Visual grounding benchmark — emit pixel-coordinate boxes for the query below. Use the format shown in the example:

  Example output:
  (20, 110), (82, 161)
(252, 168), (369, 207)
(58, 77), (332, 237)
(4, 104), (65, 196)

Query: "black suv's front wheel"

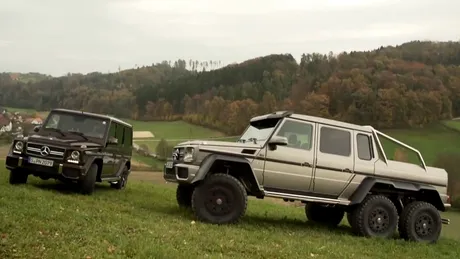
(9, 169), (28, 185)
(80, 163), (98, 195)
(191, 173), (247, 224)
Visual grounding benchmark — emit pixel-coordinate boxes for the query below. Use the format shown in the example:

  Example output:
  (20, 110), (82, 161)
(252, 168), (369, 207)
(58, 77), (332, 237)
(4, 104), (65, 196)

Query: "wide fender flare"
(349, 177), (445, 210)
(191, 153), (262, 192)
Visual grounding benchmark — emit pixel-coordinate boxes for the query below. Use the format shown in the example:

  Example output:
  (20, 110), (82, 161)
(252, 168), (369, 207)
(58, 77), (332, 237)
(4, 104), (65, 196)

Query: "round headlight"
(70, 150), (80, 160)
(14, 141), (24, 151)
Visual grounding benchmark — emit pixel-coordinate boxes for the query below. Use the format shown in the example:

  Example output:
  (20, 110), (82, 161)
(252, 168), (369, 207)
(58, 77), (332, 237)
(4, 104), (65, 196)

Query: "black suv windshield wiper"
(45, 127), (66, 137)
(66, 130), (89, 141)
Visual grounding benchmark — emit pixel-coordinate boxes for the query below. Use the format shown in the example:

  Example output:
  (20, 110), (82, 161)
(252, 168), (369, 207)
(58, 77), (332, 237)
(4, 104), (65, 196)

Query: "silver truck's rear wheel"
(305, 203), (344, 226)
(176, 184), (194, 208)
(352, 195), (398, 238)
(398, 201), (442, 243)
(191, 173), (247, 224)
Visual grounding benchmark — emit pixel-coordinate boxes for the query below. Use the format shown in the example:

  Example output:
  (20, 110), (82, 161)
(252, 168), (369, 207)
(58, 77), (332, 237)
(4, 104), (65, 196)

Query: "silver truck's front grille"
(26, 143), (66, 159)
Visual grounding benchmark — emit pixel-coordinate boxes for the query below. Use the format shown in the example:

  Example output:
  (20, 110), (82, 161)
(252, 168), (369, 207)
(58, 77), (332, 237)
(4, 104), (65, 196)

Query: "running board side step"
(442, 218), (450, 225)
(264, 191), (350, 205)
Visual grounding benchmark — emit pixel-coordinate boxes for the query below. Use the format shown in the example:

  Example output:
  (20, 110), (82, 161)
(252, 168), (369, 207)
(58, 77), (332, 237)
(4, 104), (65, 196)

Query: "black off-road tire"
(111, 166), (129, 190)
(176, 184), (194, 208)
(305, 203), (344, 227)
(191, 173), (248, 224)
(398, 201), (442, 243)
(351, 195), (398, 238)
(9, 169), (28, 185)
(80, 163), (98, 195)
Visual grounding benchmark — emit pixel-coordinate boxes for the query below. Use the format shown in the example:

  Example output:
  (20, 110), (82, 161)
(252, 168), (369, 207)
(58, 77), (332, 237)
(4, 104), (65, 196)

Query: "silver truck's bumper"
(163, 161), (199, 183)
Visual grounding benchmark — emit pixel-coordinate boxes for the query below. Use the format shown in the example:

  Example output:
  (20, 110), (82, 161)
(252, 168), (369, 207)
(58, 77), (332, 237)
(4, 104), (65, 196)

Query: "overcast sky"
(0, 0), (459, 76)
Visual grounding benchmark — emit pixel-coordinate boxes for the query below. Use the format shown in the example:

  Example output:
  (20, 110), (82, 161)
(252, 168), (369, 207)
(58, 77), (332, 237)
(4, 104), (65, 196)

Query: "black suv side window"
(124, 127), (132, 147)
(108, 121), (117, 139)
(115, 123), (124, 146)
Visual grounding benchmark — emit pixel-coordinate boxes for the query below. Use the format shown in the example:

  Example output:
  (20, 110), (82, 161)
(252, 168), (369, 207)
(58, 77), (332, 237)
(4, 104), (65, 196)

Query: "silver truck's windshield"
(238, 118), (280, 144)
(43, 112), (108, 139)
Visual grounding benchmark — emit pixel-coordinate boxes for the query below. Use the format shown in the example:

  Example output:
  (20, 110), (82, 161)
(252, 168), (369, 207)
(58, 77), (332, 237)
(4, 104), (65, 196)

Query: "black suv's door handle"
(301, 162), (311, 167)
(342, 168), (352, 173)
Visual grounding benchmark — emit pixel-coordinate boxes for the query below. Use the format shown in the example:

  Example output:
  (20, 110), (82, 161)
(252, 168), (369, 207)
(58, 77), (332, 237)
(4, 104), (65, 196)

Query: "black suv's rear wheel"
(398, 201), (442, 243)
(111, 166), (129, 190)
(191, 173), (247, 224)
(80, 163), (98, 195)
(176, 184), (194, 208)
(9, 169), (28, 185)
(352, 195), (398, 238)
(305, 203), (344, 226)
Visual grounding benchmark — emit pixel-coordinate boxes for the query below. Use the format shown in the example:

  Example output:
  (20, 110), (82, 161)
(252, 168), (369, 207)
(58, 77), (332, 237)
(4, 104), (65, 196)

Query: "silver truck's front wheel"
(191, 173), (248, 224)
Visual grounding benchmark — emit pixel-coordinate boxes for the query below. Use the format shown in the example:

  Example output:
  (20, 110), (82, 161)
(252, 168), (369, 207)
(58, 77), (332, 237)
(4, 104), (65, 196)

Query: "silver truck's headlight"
(183, 147), (195, 162)
(14, 141), (24, 153)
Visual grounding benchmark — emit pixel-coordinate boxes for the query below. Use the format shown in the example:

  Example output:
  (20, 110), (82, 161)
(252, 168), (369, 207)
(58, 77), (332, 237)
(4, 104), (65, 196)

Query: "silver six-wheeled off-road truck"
(163, 111), (451, 243)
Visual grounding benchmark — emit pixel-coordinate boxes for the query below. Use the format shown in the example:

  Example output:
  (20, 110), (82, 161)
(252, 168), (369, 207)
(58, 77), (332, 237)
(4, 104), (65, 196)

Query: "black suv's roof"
(51, 108), (132, 128)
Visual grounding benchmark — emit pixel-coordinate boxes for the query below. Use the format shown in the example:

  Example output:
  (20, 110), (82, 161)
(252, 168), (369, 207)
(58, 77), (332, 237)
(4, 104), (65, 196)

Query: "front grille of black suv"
(26, 143), (66, 159)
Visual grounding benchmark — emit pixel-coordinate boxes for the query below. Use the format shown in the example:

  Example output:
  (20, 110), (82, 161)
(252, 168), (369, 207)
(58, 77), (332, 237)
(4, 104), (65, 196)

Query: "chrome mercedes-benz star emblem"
(40, 146), (51, 156)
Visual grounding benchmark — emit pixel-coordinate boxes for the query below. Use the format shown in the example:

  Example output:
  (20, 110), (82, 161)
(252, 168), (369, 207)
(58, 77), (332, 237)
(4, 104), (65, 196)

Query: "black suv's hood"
(26, 134), (103, 148)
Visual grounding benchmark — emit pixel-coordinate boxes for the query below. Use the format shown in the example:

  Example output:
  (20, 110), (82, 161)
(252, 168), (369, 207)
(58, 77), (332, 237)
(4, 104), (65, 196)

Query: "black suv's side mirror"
(33, 125), (41, 133)
(107, 137), (118, 145)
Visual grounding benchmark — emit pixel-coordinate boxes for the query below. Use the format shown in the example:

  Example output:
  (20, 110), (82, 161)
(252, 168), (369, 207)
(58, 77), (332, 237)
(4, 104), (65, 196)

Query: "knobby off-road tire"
(351, 195), (398, 238)
(306, 203), (344, 227)
(176, 184), (194, 208)
(398, 201), (442, 243)
(9, 169), (28, 185)
(80, 163), (98, 195)
(111, 166), (129, 190)
(191, 173), (248, 224)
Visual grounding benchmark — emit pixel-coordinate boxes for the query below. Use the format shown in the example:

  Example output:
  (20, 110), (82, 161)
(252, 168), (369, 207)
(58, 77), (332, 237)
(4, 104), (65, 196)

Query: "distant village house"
(0, 114), (12, 134)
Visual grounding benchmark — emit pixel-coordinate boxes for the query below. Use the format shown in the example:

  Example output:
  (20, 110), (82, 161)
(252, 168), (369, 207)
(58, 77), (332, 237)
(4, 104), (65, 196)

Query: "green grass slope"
(0, 167), (459, 259)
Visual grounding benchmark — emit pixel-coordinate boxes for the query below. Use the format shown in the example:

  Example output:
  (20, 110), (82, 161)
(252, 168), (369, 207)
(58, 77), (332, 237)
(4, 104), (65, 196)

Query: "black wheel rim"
(368, 207), (390, 233)
(204, 185), (234, 216)
(415, 213), (434, 238)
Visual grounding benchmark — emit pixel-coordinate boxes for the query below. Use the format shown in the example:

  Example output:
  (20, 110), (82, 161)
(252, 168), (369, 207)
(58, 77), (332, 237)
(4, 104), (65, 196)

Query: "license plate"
(165, 161), (173, 169)
(29, 157), (54, 167)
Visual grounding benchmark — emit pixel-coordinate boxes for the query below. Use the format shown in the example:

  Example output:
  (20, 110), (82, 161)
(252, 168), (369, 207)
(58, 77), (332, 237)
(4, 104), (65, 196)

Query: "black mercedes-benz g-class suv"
(5, 108), (133, 195)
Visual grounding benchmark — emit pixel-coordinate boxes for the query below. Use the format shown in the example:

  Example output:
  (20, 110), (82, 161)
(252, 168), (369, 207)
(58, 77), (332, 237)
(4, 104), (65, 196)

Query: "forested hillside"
(2, 40), (460, 135)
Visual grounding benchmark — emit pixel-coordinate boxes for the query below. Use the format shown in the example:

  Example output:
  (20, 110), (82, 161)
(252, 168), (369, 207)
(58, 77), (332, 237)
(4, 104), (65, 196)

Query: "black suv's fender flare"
(349, 177), (445, 211)
(191, 154), (263, 195)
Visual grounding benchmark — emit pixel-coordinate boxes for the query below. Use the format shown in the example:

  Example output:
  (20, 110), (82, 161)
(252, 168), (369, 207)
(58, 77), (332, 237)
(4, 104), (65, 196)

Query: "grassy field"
(0, 166), (459, 259)
(128, 120), (230, 152)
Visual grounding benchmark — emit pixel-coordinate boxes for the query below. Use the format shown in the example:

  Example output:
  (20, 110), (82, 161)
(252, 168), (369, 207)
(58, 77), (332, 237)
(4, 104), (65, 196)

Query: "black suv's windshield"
(42, 112), (108, 139)
(238, 118), (280, 144)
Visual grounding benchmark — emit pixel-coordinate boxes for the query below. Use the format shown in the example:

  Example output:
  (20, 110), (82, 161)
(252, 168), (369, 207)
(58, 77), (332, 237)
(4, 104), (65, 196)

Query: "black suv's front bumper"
(6, 153), (86, 180)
